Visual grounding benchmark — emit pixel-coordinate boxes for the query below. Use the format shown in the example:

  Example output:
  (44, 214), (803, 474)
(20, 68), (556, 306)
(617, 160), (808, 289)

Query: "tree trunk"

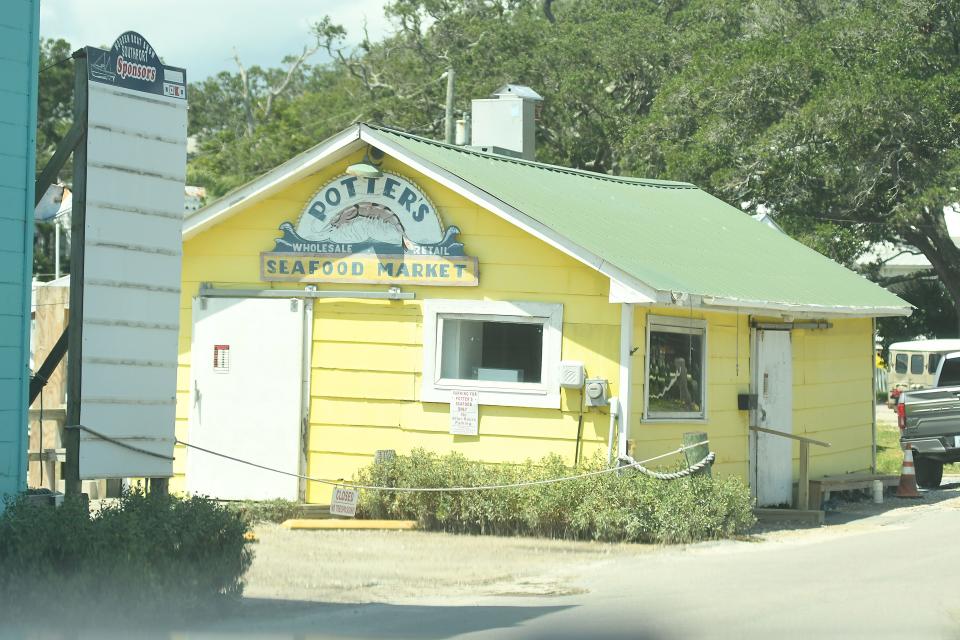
(903, 210), (960, 332)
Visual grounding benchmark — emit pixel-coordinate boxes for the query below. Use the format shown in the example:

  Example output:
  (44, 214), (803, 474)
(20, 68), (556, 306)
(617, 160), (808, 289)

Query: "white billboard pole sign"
(74, 32), (187, 480)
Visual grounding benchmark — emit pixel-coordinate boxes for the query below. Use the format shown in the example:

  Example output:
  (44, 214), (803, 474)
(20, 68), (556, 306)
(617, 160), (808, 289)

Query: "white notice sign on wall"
(330, 485), (359, 517)
(450, 390), (479, 436)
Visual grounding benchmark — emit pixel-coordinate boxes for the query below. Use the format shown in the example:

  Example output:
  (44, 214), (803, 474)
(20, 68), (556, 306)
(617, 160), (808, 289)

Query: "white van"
(887, 338), (960, 406)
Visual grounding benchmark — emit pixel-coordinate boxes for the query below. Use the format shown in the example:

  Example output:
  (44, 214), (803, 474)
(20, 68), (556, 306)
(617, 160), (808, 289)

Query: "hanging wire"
(39, 55), (74, 75)
(65, 424), (715, 492)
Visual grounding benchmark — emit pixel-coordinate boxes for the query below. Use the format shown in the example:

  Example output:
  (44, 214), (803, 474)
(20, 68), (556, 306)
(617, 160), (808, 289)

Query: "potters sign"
(261, 172), (478, 286)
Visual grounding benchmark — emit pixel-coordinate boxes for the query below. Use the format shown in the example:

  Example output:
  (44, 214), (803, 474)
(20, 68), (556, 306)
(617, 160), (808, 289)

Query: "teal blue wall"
(0, 0), (39, 501)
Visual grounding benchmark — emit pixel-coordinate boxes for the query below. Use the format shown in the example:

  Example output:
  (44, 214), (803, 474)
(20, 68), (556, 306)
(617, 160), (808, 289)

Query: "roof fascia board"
(361, 127), (660, 303)
(700, 295), (912, 318)
(609, 278), (656, 304)
(182, 126), (361, 240)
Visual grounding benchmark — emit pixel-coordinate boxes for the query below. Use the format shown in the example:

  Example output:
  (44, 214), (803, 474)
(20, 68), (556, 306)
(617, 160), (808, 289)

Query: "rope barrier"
(618, 452), (716, 480)
(67, 424), (714, 492)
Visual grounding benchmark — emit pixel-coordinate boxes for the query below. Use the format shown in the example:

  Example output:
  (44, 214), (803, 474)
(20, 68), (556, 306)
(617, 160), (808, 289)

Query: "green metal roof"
(370, 125), (909, 314)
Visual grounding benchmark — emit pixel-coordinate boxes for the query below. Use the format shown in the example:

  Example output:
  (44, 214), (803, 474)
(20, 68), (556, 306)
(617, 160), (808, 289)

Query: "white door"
(187, 297), (305, 500)
(750, 329), (793, 507)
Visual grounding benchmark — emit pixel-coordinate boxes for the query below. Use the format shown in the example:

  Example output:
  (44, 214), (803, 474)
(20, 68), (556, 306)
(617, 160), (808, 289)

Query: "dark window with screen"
(895, 353), (907, 374)
(938, 358), (960, 386)
(929, 353), (942, 375)
(911, 354), (924, 375)
(647, 328), (704, 415)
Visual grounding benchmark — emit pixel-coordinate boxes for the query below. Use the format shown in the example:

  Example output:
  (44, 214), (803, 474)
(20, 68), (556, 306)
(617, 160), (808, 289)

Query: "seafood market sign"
(261, 172), (478, 286)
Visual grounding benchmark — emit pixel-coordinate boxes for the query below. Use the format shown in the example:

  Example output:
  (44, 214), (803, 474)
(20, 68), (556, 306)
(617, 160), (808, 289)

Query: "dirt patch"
(243, 525), (647, 603)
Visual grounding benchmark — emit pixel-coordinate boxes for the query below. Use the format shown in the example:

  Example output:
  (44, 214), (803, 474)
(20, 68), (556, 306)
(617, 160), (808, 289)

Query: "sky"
(39, 0), (394, 81)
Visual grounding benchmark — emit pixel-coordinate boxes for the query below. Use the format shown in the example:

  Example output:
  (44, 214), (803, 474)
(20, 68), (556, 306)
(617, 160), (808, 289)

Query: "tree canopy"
(36, 1), (960, 341)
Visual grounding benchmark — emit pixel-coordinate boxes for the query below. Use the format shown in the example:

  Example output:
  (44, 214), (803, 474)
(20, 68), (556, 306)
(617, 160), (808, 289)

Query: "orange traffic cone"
(896, 445), (921, 498)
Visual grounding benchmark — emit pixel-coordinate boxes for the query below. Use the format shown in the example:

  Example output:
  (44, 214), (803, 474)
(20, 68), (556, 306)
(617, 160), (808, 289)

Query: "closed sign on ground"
(330, 485), (359, 517)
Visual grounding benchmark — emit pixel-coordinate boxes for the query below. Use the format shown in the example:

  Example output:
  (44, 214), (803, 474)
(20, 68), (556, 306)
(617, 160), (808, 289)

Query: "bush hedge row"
(225, 497), (302, 525)
(356, 449), (755, 543)
(0, 489), (252, 619)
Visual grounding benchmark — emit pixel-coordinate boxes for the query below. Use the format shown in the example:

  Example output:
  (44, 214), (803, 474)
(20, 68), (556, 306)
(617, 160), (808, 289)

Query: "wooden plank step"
(298, 504), (334, 519)
(817, 473), (899, 488)
(281, 519), (417, 531)
(802, 475), (898, 510)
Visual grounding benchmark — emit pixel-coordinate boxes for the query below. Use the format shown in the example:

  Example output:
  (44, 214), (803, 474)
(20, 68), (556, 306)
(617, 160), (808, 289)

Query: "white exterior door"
(187, 297), (305, 501)
(751, 329), (793, 507)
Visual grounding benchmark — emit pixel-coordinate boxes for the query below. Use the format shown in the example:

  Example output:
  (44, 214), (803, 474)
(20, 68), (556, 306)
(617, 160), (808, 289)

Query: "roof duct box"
(470, 84), (542, 161)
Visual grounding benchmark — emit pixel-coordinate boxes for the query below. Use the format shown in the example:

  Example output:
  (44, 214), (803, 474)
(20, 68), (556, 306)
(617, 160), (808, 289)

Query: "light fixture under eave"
(346, 149), (383, 178)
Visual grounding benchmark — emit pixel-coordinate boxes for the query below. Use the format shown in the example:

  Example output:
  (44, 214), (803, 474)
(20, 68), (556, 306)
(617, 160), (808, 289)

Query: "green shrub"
(355, 449), (755, 544)
(0, 489), (253, 620)
(225, 498), (302, 525)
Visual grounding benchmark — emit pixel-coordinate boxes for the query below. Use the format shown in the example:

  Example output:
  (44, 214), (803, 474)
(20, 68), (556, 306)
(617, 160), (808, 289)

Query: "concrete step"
(282, 518), (417, 531)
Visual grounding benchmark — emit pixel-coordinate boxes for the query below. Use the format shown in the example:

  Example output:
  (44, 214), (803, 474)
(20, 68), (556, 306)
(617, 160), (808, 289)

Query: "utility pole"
(64, 51), (88, 498)
(444, 68), (455, 144)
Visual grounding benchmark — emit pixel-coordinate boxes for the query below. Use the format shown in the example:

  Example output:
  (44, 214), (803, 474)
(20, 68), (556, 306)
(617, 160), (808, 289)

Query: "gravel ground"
(243, 525), (653, 603)
(244, 474), (960, 605)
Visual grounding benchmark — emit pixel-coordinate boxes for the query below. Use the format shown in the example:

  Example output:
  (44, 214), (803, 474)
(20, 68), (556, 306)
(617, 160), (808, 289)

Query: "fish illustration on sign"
(330, 203), (419, 251)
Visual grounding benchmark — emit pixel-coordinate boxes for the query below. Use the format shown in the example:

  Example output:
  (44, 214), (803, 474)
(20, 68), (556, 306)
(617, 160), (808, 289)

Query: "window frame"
(928, 353), (942, 375)
(910, 353), (924, 375)
(421, 299), (563, 409)
(894, 353), (907, 374)
(643, 315), (708, 423)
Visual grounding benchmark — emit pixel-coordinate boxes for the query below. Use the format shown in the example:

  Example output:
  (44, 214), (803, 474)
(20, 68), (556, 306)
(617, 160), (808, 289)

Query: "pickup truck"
(898, 351), (960, 488)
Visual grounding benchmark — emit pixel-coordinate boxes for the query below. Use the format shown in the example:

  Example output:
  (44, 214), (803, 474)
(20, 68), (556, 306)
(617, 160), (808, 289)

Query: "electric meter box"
(584, 378), (609, 407)
(558, 360), (585, 388)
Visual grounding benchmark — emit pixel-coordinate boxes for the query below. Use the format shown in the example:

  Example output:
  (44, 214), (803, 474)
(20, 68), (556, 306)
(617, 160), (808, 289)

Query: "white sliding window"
(421, 300), (563, 408)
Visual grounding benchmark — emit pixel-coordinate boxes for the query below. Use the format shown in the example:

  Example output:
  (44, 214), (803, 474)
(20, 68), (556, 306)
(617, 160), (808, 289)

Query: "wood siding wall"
(0, 0), (39, 499)
(629, 310), (873, 480)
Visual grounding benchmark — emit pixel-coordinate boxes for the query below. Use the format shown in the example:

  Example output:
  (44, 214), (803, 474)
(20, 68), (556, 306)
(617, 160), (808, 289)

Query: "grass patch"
(876, 422), (960, 475)
(355, 448), (755, 544)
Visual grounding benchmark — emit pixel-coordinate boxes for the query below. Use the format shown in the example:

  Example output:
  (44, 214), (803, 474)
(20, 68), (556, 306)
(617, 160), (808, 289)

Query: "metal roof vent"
(491, 84), (544, 102)
(470, 84), (543, 160)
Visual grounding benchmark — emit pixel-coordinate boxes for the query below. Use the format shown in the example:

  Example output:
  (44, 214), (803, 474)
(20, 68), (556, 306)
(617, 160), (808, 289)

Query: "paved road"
(208, 486), (960, 640)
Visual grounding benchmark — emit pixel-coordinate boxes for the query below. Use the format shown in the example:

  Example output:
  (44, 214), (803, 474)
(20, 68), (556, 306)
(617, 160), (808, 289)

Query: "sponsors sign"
(261, 171), (478, 286)
(86, 31), (187, 99)
(76, 31), (187, 480)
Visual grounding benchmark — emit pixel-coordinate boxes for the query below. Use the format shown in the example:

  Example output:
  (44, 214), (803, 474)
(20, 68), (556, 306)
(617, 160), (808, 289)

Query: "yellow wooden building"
(176, 122), (909, 507)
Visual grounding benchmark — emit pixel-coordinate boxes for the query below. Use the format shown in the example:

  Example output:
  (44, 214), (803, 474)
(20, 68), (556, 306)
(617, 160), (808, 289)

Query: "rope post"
(683, 432), (711, 478)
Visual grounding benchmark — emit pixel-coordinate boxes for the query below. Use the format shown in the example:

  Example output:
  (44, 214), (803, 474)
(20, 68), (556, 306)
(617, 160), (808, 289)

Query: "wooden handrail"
(749, 425), (831, 448)
(750, 425), (830, 511)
